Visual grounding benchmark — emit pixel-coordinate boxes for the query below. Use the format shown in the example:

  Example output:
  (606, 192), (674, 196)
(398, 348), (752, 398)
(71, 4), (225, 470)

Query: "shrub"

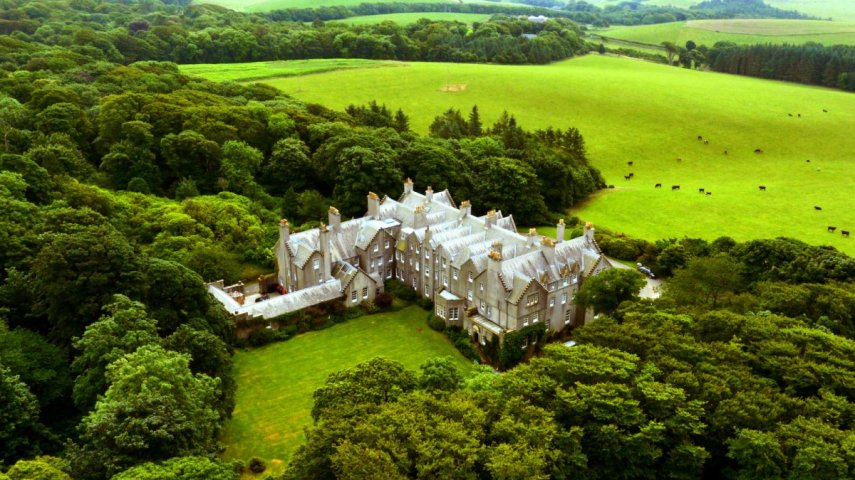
(360, 301), (378, 314)
(426, 312), (446, 332)
(384, 279), (418, 302)
(375, 291), (393, 308)
(247, 328), (289, 347)
(417, 297), (434, 311)
(248, 457), (266, 474)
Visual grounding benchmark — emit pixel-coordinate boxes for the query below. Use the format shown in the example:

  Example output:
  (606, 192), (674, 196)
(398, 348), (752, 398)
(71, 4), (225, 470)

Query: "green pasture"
(179, 58), (395, 82)
(596, 19), (855, 47)
(335, 12), (491, 25)
(182, 55), (855, 255)
(220, 306), (474, 471)
(197, 0), (450, 12)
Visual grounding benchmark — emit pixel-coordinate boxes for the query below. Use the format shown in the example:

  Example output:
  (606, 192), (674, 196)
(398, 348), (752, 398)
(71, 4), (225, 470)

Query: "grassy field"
(596, 19), (855, 47)
(220, 305), (475, 471)
(181, 55), (855, 255)
(198, 0), (450, 12)
(336, 12), (491, 25)
(179, 58), (398, 82)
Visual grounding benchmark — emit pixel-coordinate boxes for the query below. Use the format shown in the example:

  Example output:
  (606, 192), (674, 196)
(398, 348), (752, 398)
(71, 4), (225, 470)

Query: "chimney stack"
(328, 206), (341, 231)
(485, 209), (497, 229)
(584, 222), (595, 246)
(541, 236), (556, 264)
(459, 200), (471, 219)
(527, 228), (539, 248)
(404, 177), (414, 195)
(277, 219), (291, 288)
(319, 222), (332, 281)
(367, 192), (380, 220)
(556, 218), (565, 243)
(425, 186), (434, 203)
(414, 203), (427, 229)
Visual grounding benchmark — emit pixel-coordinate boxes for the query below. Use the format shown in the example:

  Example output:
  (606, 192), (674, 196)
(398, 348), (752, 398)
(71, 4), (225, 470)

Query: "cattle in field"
(754, 149), (764, 154)
(759, 186), (766, 191)
(627, 161), (633, 166)
(624, 175), (631, 180)
(828, 226), (837, 233)
(628, 173), (634, 178)
(788, 113), (793, 117)
(655, 183), (662, 188)
(815, 206), (822, 211)
(806, 159), (810, 163)
(699, 188), (705, 193)
(823, 109), (828, 113)
(672, 185), (680, 191)
(724, 150), (728, 155)
(704, 140), (709, 145)
(798, 113), (801, 118)
(706, 192), (712, 196)
(697, 135), (703, 141)
(676, 157), (682, 162)
(842, 230), (850, 238)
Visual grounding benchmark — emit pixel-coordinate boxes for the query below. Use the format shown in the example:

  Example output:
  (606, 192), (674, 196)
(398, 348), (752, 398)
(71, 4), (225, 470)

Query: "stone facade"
(270, 179), (612, 344)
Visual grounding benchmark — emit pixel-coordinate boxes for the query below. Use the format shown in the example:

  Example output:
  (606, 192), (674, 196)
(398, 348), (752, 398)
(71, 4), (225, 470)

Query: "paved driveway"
(607, 258), (663, 299)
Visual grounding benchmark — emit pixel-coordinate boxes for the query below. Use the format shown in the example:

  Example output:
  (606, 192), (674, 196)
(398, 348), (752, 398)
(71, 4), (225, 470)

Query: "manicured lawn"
(596, 19), (855, 47)
(182, 55), (855, 255)
(219, 305), (475, 470)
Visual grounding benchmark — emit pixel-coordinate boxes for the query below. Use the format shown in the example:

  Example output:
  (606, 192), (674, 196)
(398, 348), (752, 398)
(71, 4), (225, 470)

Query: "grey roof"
(208, 280), (342, 320)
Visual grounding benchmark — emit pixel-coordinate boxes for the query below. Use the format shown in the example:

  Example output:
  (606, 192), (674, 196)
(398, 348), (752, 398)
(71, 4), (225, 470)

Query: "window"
(480, 300), (486, 310)
(468, 272), (473, 283)
(527, 294), (538, 307)
(385, 239), (390, 249)
(467, 288), (473, 301)
(412, 278), (416, 288)
(386, 270), (392, 279)
(425, 285), (430, 296)
(416, 261), (420, 272)
(436, 305), (445, 318)
(563, 278), (569, 287)
(351, 291), (358, 303)
(425, 251), (430, 260)
(425, 267), (430, 277)
(362, 287), (368, 299)
(549, 297), (555, 307)
(453, 268), (459, 280)
(521, 338), (529, 350)
(480, 282), (484, 292)
(369, 259), (375, 269)
(387, 256), (393, 264)
(373, 244), (379, 253)
(416, 246), (420, 255)
(486, 306), (492, 318)
(565, 310), (572, 325)
(449, 307), (459, 321)
(561, 293), (568, 305)
(523, 315), (529, 327)
(532, 312), (539, 323)
(442, 258), (447, 269)
(443, 274), (448, 287)
(313, 258), (320, 270)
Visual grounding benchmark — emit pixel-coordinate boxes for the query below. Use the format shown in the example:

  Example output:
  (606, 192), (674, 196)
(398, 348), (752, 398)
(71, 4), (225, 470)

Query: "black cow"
(843, 230), (850, 237)
(759, 186), (766, 191)
(676, 157), (683, 162)
(788, 113), (793, 117)
(624, 175), (631, 180)
(828, 226), (837, 233)
(806, 159), (811, 163)
(628, 173), (634, 178)
(697, 135), (703, 141)
(706, 192), (712, 196)
(724, 150), (728, 155)
(704, 140), (709, 145)
(655, 183), (662, 188)
(798, 113), (801, 118)
(823, 109), (828, 113)
(672, 185), (680, 191)
(754, 149), (764, 154)
(815, 206), (823, 211)
(699, 188), (705, 193)
(627, 161), (633, 166)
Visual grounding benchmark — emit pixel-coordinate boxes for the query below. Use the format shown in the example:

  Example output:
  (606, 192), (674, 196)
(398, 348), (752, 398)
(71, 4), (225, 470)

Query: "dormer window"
(313, 259), (320, 270)
(526, 294), (538, 307)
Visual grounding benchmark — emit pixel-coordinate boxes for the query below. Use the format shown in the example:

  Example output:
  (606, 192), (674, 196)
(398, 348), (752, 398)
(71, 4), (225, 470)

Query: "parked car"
(636, 263), (656, 278)
(275, 283), (286, 294)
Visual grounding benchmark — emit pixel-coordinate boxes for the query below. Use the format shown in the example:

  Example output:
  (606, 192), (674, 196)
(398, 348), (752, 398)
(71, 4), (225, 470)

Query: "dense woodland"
(707, 42), (855, 92)
(1, 1), (854, 479)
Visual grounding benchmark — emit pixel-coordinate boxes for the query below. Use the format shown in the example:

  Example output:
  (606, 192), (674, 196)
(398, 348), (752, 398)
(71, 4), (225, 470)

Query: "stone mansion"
(209, 179), (612, 345)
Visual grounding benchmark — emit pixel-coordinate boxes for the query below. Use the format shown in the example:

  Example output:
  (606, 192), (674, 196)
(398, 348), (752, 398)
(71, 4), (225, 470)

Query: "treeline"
(707, 42), (855, 92)
(0, 0), (587, 66)
(262, 0), (812, 27)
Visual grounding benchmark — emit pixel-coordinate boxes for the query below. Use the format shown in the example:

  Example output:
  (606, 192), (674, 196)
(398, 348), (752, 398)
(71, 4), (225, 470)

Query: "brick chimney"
(556, 218), (565, 243)
(367, 192), (380, 220)
(328, 206), (341, 231)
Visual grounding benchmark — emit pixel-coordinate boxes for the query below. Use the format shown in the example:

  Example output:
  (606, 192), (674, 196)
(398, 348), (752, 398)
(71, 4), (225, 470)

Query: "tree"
(160, 131), (221, 193)
(574, 267), (645, 315)
(111, 456), (240, 480)
(473, 156), (548, 223)
(70, 345), (221, 479)
(419, 357), (463, 393)
(0, 95), (28, 152)
(662, 41), (678, 65)
(71, 295), (161, 411)
(467, 105), (483, 136)
(141, 258), (209, 336)
(219, 141), (264, 199)
(261, 138), (316, 195)
(0, 325), (71, 410)
(0, 364), (43, 465)
(311, 357), (417, 420)
(333, 147), (402, 216)
(4, 456), (71, 480)
(665, 255), (743, 308)
(164, 325), (236, 418)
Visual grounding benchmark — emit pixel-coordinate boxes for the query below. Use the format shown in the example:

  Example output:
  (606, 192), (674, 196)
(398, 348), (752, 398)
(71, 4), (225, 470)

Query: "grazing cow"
(697, 135), (703, 141)
(798, 113), (801, 118)
(724, 150), (728, 155)
(754, 149), (764, 154)
(788, 113), (793, 117)
(815, 206), (822, 211)
(676, 157), (683, 162)
(672, 185), (680, 191)
(624, 175), (631, 180)
(759, 186), (766, 191)
(828, 226), (837, 233)
(608, 185), (615, 189)
(806, 159), (810, 163)
(706, 192), (712, 196)
(655, 183), (662, 188)
(699, 188), (705, 193)
(823, 109), (828, 113)
(704, 140), (709, 145)
(843, 230), (850, 237)
(628, 173), (634, 178)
